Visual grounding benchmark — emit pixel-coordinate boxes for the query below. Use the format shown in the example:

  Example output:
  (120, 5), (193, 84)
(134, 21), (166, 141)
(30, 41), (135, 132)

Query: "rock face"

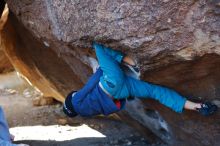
(0, 46), (13, 73)
(1, 0), (220, 145)
(0, 1), (13, 73)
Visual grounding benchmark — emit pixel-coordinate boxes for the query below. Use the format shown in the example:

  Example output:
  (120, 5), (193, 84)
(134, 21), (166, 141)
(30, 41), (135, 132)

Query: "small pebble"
(57, 118), (68, 125)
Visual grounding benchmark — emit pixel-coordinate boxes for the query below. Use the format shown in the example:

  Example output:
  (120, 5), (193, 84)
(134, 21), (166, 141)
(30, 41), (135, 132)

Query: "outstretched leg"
(126, 77), (218, 115)
(126, 77), (187, 113)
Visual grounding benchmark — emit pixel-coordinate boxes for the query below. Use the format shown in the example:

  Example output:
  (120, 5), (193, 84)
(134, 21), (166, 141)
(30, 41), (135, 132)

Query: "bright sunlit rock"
(10, 124), (106, 141)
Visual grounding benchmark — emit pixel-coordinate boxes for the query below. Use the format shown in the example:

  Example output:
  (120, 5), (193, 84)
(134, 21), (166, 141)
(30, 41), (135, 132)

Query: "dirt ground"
(0, 71), (165, 146)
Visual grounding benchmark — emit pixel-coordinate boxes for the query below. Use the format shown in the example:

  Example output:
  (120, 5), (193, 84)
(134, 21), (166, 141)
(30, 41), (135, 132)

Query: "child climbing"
(63, 42), (218, 117)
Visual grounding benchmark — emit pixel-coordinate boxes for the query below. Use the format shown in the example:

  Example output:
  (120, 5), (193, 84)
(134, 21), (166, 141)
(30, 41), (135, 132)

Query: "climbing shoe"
(196, 102), (218, 116)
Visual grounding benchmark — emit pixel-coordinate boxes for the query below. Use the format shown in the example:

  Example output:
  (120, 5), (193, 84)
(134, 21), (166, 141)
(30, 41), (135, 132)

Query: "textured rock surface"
(1, 0), (220, 145)
(0, 45), (13, 73)
(5, 0), (220, 99)
(0, 2), (13, 73)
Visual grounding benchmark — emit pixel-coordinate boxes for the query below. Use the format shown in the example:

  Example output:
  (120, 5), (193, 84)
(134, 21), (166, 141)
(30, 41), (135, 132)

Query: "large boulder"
(1, 0), (220, 145)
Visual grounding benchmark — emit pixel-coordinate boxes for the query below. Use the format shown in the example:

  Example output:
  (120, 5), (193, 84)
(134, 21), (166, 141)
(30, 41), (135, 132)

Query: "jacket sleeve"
(74, 67), (103, 99)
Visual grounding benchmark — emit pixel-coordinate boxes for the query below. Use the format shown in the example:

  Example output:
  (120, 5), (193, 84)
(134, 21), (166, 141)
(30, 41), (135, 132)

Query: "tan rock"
(57, 118), (68, 125)
(33, 96), (55, 106)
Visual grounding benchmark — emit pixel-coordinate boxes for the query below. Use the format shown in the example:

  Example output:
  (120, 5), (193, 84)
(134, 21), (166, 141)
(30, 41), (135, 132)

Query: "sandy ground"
(0, 71), (164, 146)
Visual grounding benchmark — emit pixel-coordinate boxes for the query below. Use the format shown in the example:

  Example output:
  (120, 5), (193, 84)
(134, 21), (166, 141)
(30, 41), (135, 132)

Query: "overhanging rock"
(1, 0), (220, 145)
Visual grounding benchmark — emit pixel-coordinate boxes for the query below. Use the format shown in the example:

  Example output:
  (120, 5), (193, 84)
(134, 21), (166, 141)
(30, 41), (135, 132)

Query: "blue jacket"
(72, 68), (126, 117)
